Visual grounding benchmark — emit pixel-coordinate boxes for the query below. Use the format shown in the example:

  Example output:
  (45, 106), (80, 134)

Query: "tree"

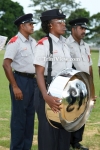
(0, 0), (24, 40)
(32, 8), (91, 41)
(29, 0), (100, 44)
(29, 0), (80, 22)
(32, 28), (46, 41)
(89, 13), (100, 45)
(29, 0), (80, 40)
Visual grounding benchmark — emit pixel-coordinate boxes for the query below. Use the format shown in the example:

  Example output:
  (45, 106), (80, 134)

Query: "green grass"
(0, 50), (100, 150)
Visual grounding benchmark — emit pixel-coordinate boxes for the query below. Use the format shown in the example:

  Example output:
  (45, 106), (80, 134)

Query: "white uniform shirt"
(4, 32), (37, 73)
(66, 35), (92, 74)
(34, 33), (72, 76)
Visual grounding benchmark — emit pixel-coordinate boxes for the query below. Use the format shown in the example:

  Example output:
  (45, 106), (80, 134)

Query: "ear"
(20, 23), (25, 29)
(72, 27), (75, 32)
(48, 23), (52, 29)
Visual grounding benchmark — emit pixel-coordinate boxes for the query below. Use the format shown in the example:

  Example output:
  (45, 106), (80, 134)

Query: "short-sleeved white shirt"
(33, 33), (72, 76)
(66, 35), (92, 74)
(4, 32), (37, 73)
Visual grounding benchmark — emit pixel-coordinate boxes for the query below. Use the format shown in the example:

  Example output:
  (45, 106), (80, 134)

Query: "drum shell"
(46, 68), (95, 132)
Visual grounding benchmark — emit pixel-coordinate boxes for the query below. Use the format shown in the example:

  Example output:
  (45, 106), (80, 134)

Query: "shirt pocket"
(20, 50), (31, 57)
(20, 50), (33, 64)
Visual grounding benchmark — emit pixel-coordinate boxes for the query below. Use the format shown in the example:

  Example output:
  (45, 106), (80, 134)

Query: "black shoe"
(72, 143), (89, 150)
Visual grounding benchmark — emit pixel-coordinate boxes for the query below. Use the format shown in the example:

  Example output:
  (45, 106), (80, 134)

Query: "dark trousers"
(9, 73), (37, 150)
(34, 87), (71, 150)
(70, 125), (85, 146)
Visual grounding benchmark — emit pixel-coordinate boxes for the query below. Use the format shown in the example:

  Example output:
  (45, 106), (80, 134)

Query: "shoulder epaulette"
(8, 36), (18, 44)
(37, 37), (48, 45)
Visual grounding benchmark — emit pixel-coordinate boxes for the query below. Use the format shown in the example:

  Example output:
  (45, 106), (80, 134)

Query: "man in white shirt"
(3, 13), (37, 150)
(66, 17), (93, 150)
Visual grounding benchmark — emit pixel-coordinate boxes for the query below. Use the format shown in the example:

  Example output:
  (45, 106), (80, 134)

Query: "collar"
(49, 33), (65, 43)
(18, 32), (33, 42)
(68, 34), (84, 45)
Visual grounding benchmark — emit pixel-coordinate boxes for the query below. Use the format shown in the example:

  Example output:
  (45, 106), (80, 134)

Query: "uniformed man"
(66, 17), (93, 150)
(3, 13), (37, 150)
(33, 9), (72, 150)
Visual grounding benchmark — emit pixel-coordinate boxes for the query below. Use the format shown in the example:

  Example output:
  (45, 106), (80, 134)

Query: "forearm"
(35, 65), (61, 112)
(35, 65), (47, 99)
(89, 65), (96, 99)
(36, 73), (47, 97)
(3, 59), (23, 100)
(3, 59), (18, 88)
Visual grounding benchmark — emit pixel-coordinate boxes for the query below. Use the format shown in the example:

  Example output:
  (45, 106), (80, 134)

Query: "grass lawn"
(0, 50), (100, 150)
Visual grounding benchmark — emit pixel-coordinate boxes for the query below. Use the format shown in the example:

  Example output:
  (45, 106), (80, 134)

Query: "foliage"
(0, 0), (100, 45)
(0, 0), (24, 41)
(30, 0), (80, 22)
(29, 0), (100, 43)
(33, 7), (100, 43)
(90, 12), (100, 30)
(89, 13), (100, 44)
(67, 8), (90, 27)
(32, 28), (46, 41)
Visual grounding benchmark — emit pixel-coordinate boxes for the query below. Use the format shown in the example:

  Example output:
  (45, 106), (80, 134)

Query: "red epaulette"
(8, 36), (18, 44)
(37, 37), (48, 45)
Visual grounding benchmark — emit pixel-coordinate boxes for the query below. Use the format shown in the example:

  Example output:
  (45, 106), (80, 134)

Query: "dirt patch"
(84, 129), (98, 136)
(5, 110), (11, 113)
(89, 147), (100, 150)
(33, 135), (38, 145)
(88, 122), (100, 125)
(0, 146), (9, 150)
(0, 118), (8, 121)
(0, 137), (9, 140)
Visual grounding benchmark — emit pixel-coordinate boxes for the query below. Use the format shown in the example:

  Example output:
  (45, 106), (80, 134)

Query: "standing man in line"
(66, 17), (93, 150)
(3, 13), (37, 150)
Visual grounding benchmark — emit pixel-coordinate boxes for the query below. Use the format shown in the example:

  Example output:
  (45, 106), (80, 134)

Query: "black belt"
(14, 71), (36, 78)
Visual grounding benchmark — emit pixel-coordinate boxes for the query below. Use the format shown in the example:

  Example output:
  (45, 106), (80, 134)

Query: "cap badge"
(59, 9), (62, 14)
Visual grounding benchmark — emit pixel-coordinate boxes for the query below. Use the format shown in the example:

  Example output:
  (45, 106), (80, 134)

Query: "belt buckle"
(34, 74), (36, 78)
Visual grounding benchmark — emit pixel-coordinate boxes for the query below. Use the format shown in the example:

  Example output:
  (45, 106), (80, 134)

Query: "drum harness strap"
(46, 36), (53, 89)
(46, 36), (76, 88)
(46, 36), (76, 85)
(46, 36), (65, 130)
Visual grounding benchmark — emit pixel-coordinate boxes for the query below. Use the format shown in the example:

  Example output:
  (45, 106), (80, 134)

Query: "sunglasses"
(52, 19), (66, 24)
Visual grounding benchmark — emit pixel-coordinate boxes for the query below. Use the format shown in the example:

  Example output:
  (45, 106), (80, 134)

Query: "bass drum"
(45, 68), (95, 132)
